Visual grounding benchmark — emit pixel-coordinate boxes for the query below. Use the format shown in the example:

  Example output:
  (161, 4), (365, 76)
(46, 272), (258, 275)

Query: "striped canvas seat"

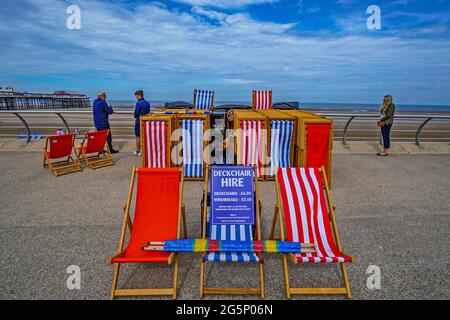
(277, 168), (352, 263)
(204, 224), (259, 262)
(253, 90), (272, 110)
(269, 120), (293, 177)
(143, 120), (168, 168)
(239, 120), (265, 176)
(181, 119), (204, 178)
(194, 89), (214, 110)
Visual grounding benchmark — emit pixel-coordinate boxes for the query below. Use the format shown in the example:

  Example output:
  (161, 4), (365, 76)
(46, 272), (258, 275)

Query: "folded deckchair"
(252, 90), (272, 110)
(200, 166), (264, 298)
(269, 120), (294, 177)
(193, 89), (215, 111)
(109, 167), (187, 299)
(181, 117), (206, 179)
(77, 130), (114, 170)
(270, 167), (354, 298)
(42, 134), (82, 176)
(141, 116), (171, 168)
(239, 120), (265, 177)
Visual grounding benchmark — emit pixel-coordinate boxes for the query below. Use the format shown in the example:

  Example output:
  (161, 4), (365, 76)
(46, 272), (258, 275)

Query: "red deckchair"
(77, 130), (114, 170)
(42, 134), (82, 176)
(252, 90), (272, 110)
(270, 167), (354, 298)
(109, 167), (187, 299)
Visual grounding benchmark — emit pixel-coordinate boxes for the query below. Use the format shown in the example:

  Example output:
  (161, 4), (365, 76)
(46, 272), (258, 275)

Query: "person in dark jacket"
(377, 95), (396, 156)
(92, 91), (118, 153)
(133, 90), (151, 156)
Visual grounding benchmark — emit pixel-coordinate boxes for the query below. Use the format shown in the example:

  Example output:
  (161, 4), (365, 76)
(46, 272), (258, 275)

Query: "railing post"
(56, 113), (71, 134)
(342, 116), (355, 146)
(13, 113), (31, 143)
(416, 117), (433, 147)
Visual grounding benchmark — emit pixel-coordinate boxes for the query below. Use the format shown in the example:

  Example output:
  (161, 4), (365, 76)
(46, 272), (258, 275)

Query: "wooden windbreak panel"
(140, 114), (174, 168)
(297, 117), (334, 186)
(256, 110), (297, 179)
(177, 114), (211, 181)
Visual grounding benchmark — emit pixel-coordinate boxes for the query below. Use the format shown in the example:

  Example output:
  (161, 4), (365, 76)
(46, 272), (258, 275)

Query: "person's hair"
(381, 95), (393, 114)
(135, 90), (144, 97)
(97, 91), (106, 98)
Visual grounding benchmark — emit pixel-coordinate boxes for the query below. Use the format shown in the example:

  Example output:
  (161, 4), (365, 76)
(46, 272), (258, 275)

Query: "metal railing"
(1, 110), (450, 146)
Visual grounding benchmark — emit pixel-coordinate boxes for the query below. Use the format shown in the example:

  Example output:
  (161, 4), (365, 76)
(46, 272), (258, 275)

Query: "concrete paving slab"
(0, 152), (449, 300)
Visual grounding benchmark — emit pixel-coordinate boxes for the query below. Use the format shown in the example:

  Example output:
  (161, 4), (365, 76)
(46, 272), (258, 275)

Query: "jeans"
(381, 124), (392, 149)
(96, 126), (113, 150)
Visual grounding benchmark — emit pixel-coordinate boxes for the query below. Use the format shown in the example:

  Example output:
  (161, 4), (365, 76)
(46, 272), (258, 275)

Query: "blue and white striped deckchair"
(204, 225), (259, 262)
(269, 120), (294, 177)
(200, 166), (264, 298)
(181, 119), (204, 178)
(193, 89), (214, 110)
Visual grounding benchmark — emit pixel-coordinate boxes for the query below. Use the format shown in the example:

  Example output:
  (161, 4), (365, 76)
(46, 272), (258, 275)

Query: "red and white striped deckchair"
(270, 167), (353, 298)
(238, 120), (265, 177)
(252, 90), (272, 110)
(141, 117), (170, 168)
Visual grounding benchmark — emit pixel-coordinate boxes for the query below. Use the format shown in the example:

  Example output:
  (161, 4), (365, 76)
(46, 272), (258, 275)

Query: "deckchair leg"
(182, 205), (187, 239)
(269, 206), (278, 240)
(110, 264), (121, 300)
(340, 263), (352, 299)
(199, 257), (205, 299)
(259, 260), (265, 299)
(172, 254), (179, 299)
(282, 254), (292, 299)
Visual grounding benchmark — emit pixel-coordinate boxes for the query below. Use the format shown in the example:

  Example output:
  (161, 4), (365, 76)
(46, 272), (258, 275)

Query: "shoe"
(133, 151), (139, 156)
(110, 149), (119, 154)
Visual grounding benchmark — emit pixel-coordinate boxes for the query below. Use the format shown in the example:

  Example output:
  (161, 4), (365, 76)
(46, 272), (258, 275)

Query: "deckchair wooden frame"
(269, 167), (353, 299)
(232, 110), (269, 180)
(297, 118), (334, 186)
(178, 114), (210, 181)
(42, 135), (82, 177)
(252, 90), (272, 110)
(199, 166), (265, 298)
(193, 89), (215, 112)
(76, 130), (114, 170)
(109, 166), (187, 299)
(140, 115), (174, 168)
(256, 110), (296, 180)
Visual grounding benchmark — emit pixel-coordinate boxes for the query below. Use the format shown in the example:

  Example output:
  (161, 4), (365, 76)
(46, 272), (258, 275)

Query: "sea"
(109, 100), (450, 113)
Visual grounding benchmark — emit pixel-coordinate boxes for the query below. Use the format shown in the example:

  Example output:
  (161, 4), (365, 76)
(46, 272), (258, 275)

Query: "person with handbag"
(377, 95), (396, 156)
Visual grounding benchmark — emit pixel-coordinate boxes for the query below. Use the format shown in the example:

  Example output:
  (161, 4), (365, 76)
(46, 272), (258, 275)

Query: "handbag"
(377, 120), (385, 127)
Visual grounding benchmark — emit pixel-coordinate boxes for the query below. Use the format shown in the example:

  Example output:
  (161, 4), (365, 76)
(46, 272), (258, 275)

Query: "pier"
(0, 89), (90, 110)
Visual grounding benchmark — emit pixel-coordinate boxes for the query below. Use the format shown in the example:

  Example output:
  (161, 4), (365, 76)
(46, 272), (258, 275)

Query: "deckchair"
(193, 89), (215, 111)
(109, 167), (187, 299)
(238, 119), (266, 177)
(268, 120), (294, 178)
(270, 167), (354, 298)
(180, 117), (207, 180)
(42, 134), (82, 176)
(141, 116), (172, 168)
(252, 90), (272, 110)
(199, 166), (264, 298)
(77, 130), (114, 170)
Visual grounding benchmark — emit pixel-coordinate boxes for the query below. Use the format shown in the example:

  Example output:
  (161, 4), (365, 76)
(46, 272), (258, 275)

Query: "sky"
(0, 0), (449, 105)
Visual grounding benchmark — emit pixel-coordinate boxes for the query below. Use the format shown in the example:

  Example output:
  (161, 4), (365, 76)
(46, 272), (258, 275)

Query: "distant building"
(0, 87), (90, 110)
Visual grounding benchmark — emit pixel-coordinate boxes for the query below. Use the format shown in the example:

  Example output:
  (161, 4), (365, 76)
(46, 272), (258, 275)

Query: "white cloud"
(0, 0), (449, 104)
(174, 0), (280, 9)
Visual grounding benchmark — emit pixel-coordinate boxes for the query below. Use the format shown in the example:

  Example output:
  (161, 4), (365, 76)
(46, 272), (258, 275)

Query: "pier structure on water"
(0, 87), (90, 110)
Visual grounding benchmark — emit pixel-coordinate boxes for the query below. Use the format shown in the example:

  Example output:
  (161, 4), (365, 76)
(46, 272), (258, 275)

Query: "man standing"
(93, 91), (118, 153)
(133, 90), (151, 156)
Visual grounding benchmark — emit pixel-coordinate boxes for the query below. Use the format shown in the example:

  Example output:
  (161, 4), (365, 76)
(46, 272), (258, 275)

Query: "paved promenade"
(0, 148), (449, 299)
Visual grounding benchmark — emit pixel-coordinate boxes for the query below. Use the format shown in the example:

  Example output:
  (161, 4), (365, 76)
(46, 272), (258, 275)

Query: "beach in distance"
(109, 100), (450, 113)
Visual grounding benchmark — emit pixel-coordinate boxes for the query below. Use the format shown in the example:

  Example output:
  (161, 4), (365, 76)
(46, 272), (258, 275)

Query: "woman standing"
(377, 95), (396, 156)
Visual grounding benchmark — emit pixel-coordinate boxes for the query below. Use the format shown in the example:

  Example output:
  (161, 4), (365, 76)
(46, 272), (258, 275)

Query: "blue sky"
(0, 0), (449, 105)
